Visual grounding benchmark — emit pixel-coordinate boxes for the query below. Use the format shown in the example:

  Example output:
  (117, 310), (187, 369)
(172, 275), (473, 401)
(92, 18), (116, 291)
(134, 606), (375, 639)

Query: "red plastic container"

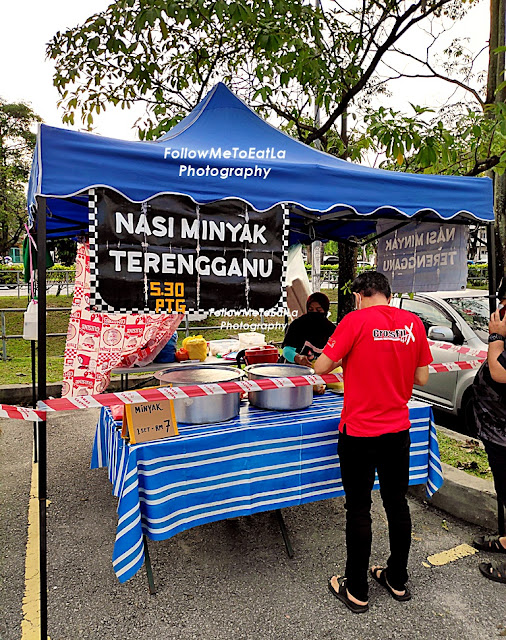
(244, 345), (279, 365)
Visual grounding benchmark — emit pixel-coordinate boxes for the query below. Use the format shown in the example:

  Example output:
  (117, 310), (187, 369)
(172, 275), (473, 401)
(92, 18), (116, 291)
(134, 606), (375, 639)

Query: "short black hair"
(351, 271), (392, 298)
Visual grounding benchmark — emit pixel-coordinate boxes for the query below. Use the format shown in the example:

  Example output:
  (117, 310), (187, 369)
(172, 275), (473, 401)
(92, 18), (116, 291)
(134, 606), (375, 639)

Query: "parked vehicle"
(390, 290), (489, 434)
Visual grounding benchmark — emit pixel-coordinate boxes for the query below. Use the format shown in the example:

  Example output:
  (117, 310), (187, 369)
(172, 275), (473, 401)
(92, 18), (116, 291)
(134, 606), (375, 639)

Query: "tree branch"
(466, 155), (501, 176)
(306, 0), (453, 144)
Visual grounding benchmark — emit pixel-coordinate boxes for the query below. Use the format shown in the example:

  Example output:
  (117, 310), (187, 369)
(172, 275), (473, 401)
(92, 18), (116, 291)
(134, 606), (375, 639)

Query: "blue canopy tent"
(27, 84), (498, 630)
(29, 82), (493, 243)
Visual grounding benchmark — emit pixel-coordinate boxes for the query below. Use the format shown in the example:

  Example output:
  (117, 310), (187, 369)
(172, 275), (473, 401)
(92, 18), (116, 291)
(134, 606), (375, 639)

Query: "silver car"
(390, 290), (490, 432)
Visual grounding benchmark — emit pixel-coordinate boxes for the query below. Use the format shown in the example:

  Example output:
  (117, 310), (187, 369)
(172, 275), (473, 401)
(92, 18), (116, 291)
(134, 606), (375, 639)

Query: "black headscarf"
(306, 292), (330, 314)
(283, 292), (335, 356)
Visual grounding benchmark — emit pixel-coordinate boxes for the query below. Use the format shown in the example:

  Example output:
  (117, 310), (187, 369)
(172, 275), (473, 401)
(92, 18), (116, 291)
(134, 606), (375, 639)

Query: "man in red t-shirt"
(314, 271), (432, 614)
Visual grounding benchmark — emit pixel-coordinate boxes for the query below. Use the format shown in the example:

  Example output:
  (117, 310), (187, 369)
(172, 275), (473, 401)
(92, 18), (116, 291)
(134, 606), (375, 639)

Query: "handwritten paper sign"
(124, 399), (178, 444)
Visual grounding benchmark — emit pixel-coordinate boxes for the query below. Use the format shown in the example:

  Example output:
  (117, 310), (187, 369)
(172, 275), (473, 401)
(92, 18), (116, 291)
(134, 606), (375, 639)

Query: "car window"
(401, 298), (453, 334)
(443, 297), (489, 343)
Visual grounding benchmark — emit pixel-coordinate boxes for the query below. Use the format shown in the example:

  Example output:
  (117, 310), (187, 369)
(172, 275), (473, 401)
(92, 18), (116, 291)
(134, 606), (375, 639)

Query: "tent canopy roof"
(28, 82), (493, 241)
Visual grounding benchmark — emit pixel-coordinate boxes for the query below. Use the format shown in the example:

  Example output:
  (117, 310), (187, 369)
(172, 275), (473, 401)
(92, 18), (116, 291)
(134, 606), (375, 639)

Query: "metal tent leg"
(36, 196), (48, 639)
(143, 535), (157, 594)
(275, 509), (294, 558)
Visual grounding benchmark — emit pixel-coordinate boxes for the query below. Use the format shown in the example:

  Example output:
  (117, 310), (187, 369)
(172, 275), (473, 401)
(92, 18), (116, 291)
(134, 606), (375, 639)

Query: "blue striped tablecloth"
(91, 394), (443, 583)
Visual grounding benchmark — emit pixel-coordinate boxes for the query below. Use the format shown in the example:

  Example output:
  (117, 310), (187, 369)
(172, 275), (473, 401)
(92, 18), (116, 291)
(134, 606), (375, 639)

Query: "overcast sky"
(0, 0), (491, 141)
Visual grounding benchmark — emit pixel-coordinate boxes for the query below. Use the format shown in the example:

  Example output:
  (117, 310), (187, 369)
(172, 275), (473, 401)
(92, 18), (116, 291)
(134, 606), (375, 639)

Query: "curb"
(0, 382), (499, 533)
(408, 462), (498, 531)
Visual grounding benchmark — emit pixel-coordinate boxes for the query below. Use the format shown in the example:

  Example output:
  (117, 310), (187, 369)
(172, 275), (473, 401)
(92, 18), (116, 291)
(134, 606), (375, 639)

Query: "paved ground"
(1, 410), (505, 640)
(0, 285), (74, 298)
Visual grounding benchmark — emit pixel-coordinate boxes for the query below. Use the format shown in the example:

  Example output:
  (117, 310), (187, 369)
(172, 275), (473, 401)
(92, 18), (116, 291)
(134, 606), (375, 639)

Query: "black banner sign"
(89, 189), (287, 314)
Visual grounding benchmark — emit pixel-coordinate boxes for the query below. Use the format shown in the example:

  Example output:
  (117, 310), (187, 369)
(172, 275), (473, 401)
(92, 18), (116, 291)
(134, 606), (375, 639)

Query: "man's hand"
(314, 353), (340, 375)
(489, 310), (506, 336)
(294, 354), (313, 368)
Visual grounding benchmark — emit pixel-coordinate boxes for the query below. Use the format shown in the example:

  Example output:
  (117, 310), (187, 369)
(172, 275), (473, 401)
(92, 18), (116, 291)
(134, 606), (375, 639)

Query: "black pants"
(338, 428), (411, 602)
(482, 439), (506, 510)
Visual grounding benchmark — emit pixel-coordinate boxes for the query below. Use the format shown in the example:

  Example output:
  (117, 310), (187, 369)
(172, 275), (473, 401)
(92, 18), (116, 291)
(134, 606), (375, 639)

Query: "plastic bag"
(238, 332), (266, 350)
(326, 366), (344, 391)
(182, 335), (208, 361)
(23, 300), (38, 341)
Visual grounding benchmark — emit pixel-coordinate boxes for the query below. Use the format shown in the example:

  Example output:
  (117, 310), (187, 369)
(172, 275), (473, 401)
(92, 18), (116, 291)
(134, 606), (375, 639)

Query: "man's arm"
(488, 342), (506, 383)
(488, 310), (506, 383)
(414, 365), (429, 386)
(314, 353), (341, 375)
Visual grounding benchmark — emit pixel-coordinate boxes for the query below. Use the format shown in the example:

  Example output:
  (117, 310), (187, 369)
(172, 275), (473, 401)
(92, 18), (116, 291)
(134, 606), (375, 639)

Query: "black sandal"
(328, 576), (369, 614)
(479, 561), (506, 584)
(370, 567), (411, 601)
(473, 535), (506, 554)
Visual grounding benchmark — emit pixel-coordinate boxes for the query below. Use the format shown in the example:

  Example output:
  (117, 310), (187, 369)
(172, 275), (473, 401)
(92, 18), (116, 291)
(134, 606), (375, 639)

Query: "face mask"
(353, 292), (362, 311)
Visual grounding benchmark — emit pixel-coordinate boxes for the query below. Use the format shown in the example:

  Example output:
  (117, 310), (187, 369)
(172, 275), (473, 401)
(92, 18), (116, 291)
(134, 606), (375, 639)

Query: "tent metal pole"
(36, 195), (48, 639)
(487, 222), (497, 314)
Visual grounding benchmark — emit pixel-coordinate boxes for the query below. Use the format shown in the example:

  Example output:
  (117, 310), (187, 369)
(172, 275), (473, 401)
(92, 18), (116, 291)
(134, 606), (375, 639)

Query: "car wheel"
(460, 389), (478, 438)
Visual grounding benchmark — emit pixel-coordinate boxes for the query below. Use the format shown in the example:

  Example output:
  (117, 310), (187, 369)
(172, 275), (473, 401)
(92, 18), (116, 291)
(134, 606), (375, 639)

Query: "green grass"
(437, 431), (492, 480)
(0, 289), (340, 385)
(0, 295), (73, 385)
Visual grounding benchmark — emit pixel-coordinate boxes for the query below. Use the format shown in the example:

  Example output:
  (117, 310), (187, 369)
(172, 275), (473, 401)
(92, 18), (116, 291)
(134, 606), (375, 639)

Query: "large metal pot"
(155, 364), (245, 424)
(245, 363), (314, 411)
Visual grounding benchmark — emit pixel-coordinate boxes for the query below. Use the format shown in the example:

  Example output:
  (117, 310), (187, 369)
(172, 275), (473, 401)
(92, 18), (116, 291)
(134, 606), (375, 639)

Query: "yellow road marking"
(21, 460), (42, 639)
(426, 543), (478, 566)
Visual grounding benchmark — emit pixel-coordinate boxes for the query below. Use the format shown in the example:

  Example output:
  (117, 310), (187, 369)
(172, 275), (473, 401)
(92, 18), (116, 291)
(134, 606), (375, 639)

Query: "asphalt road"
(1, 410), (505, 640)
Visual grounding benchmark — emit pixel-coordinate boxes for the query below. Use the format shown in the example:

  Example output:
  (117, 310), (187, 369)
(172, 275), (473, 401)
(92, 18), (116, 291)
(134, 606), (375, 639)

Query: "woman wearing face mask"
(282, 292), (336, 368)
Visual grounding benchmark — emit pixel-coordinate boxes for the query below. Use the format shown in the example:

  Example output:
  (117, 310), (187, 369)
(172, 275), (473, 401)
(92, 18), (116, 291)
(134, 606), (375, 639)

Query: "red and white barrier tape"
(0, 358), (486, 422)
(37, 373), (342, 413)
(427, 340), (488, 361)
(0, 405), (45, 422)
(38, 359), (483, 414)
(428, 359), (483, 374)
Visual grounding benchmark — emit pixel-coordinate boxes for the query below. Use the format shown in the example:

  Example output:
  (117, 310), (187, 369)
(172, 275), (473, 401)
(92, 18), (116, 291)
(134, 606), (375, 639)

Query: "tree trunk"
(489, 0), (506, 278)
(496, 173), (506, 278)
(337, 243), (357, 322)
(336, 111), (357, 322)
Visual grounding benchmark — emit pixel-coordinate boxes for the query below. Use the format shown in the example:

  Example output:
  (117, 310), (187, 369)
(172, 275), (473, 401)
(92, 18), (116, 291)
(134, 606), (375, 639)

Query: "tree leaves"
(48, 0), (460, 140)
(0, 101), (42, 255)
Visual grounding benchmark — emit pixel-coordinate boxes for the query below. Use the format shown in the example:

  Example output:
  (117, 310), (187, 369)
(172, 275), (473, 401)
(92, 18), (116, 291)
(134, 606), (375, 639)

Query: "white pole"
(311, 0), (322, 292)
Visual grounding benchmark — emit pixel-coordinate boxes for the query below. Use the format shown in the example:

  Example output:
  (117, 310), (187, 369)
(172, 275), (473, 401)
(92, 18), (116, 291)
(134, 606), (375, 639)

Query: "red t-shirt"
(323, 305), (432, 437)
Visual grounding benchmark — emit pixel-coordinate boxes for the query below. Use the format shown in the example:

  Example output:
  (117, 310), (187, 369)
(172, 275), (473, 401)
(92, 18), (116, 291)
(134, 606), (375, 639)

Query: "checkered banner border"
(88, 190), (289, 316)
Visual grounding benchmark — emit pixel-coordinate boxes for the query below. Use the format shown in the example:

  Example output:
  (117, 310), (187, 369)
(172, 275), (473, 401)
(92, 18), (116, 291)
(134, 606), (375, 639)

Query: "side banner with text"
(376, 221), (468, 293)
(89, 189), (287, 314)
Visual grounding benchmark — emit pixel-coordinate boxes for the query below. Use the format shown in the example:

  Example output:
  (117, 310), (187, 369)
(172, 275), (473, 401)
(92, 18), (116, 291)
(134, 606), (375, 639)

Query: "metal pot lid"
(155, 364), (244, 385)
(246, 363), (313, 377)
